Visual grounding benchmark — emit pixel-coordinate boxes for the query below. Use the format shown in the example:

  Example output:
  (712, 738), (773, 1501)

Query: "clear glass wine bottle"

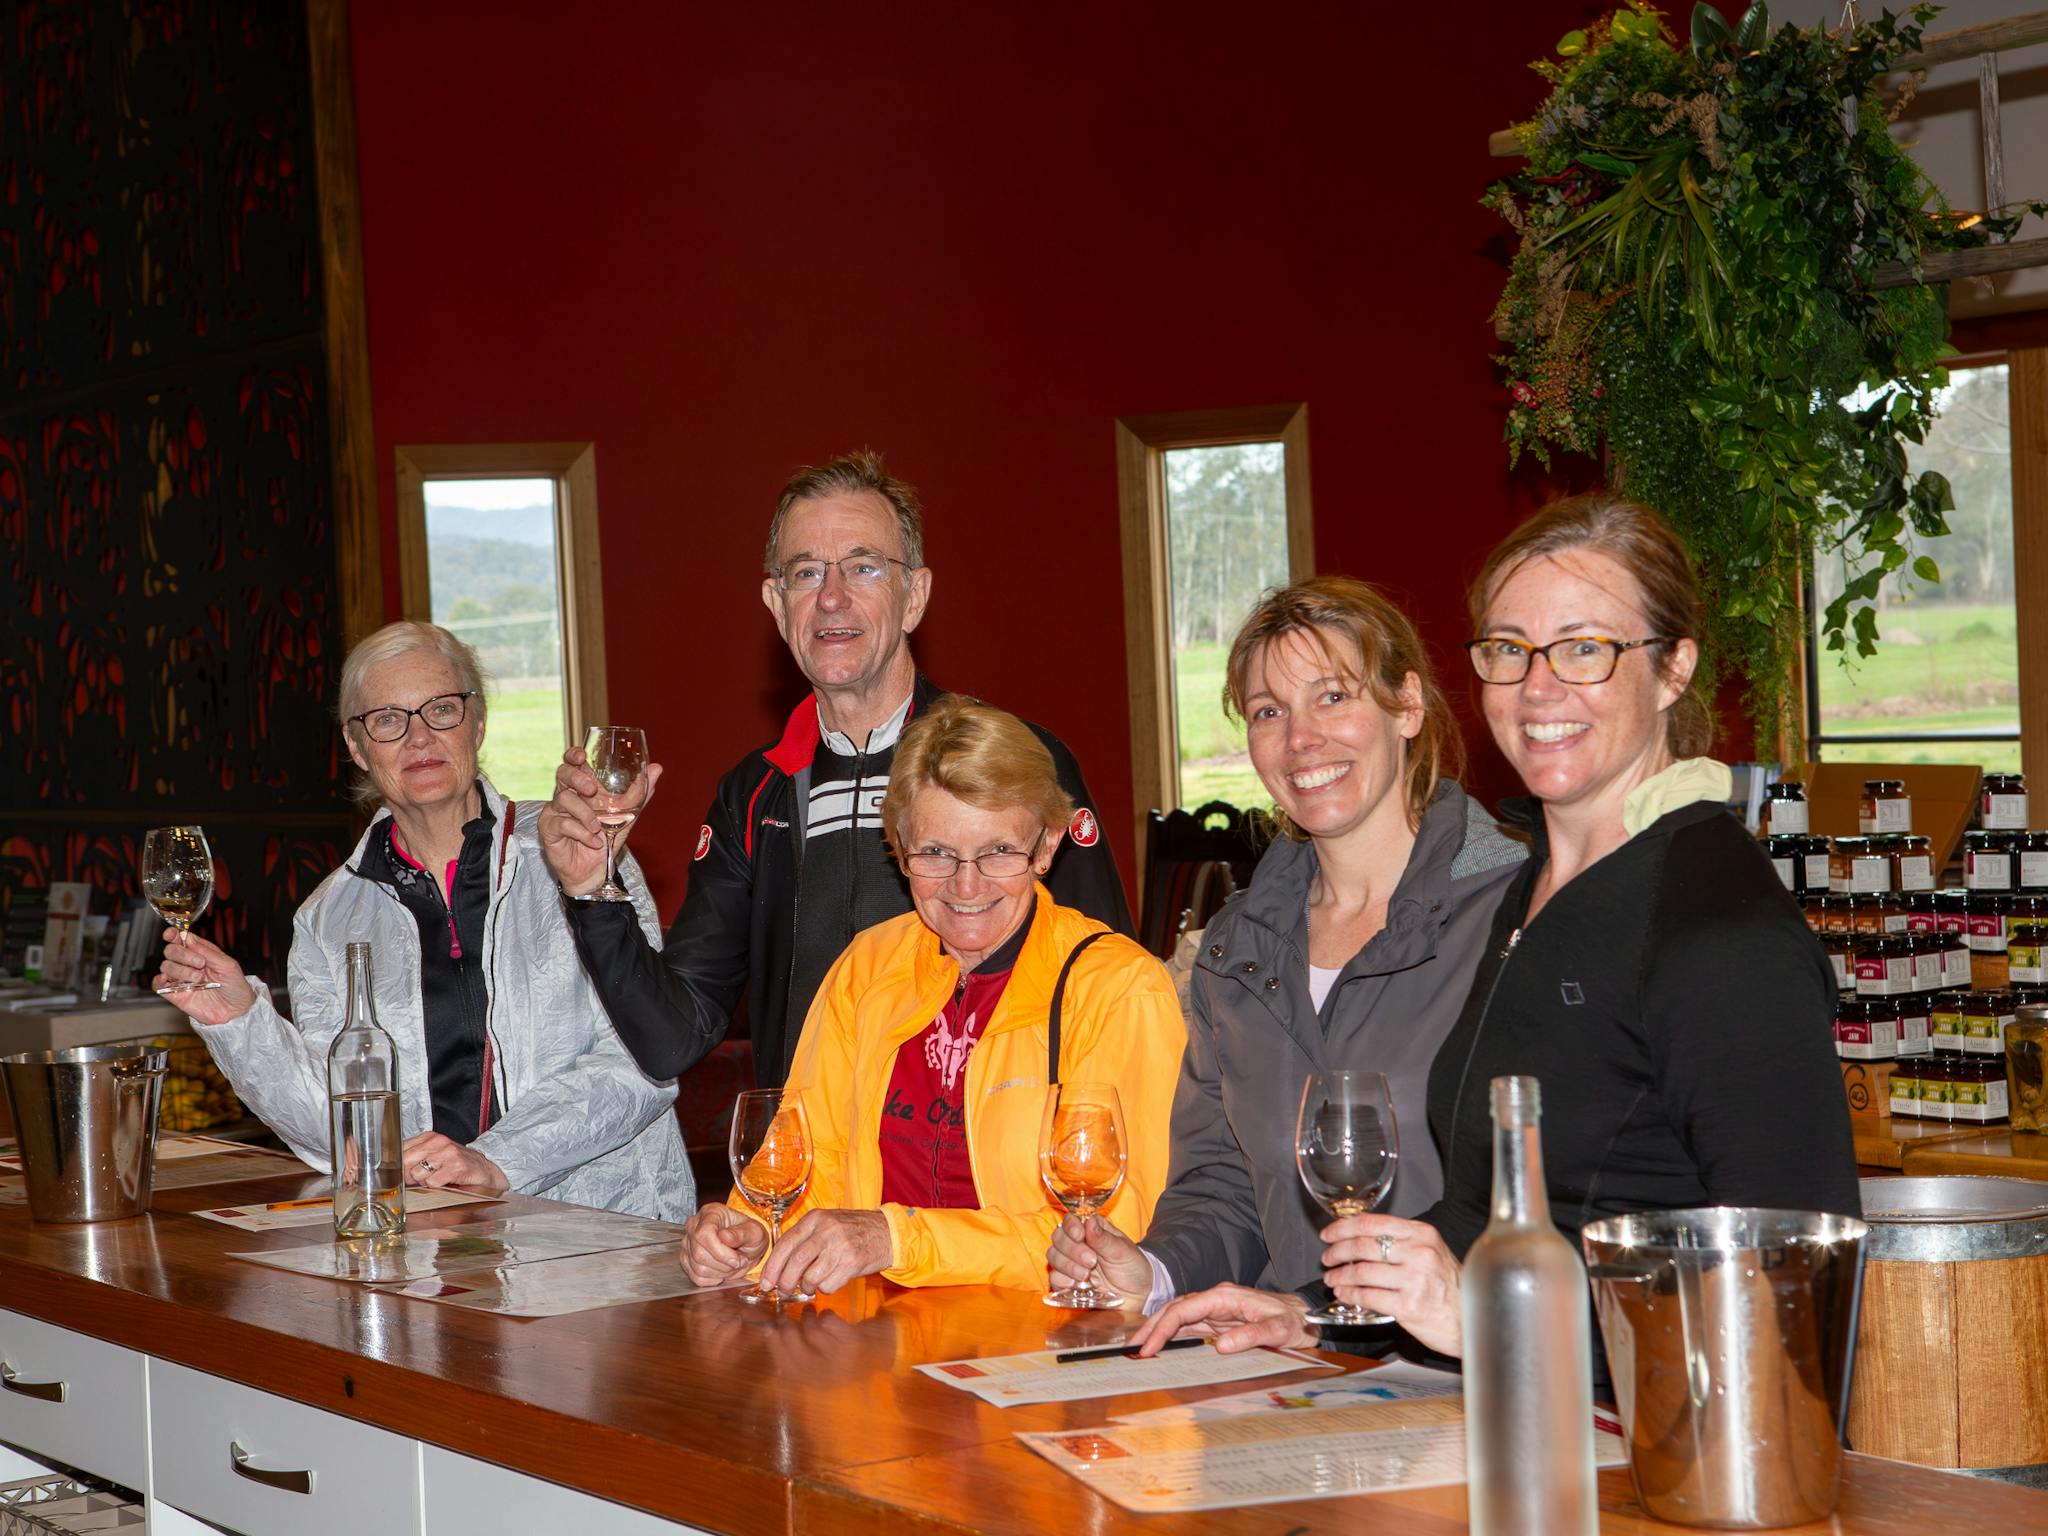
(328, 942), (406, 1239)
(1461, 1075), (1595, 1536)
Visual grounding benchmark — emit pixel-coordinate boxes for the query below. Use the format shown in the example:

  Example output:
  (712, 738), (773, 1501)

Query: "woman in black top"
(1133, 493), (1858, 1362)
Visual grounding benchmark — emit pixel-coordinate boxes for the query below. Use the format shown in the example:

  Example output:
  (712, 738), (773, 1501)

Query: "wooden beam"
(1870, 236), (2048, 289)
(1896, 10), (2048, 71)
(2013, 349), (2048, 786)
(306, 0), (383, 648)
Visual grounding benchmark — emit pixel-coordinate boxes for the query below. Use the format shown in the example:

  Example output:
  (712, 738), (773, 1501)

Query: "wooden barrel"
(1848, 1176), (2048, 1479)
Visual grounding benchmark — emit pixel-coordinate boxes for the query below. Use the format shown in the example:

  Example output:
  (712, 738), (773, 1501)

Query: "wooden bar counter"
(0, 1169), (2043, 1534)
(1902, 1127), (2048, 1180)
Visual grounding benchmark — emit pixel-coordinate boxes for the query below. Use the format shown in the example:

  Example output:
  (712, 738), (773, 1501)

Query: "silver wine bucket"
(1582, 1206), (1868, 1529)
(1, 1045), (168, 1222)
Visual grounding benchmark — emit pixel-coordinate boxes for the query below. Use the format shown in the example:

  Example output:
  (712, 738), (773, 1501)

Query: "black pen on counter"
(1053, 1337), (1207, 1365)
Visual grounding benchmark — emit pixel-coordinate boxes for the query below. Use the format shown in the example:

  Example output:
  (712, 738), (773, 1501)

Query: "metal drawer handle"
(0, 1363), (65, 1403)
(229, 1441), (315, 1496)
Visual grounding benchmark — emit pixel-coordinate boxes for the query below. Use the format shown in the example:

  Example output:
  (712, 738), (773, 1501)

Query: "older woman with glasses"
(153, 621), (693, 1221)
(1131, 495), (1856, 1376)
(678, 693), (1183, 1297)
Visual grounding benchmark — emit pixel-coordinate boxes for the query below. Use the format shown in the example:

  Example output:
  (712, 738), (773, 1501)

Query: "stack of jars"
(1784, 771), (2041, 1125)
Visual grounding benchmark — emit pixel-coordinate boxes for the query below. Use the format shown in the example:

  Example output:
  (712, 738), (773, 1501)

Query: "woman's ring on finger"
(1376, 1234), (1393, 1263)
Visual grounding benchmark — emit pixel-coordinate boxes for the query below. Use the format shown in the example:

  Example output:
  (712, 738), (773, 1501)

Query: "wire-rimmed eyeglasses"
(1465, 636), (1672, 686)
(901, 832), (1044, 880)
(347, 691), (478, 742)
(772, 554), (912, 593)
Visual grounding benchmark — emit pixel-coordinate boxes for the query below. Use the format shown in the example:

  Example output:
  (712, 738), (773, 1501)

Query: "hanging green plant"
(1486, 1), (2042, 750)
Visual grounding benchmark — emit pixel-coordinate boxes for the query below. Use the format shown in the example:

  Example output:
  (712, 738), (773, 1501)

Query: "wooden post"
(2012, 349), (2048, 785)
(306, 0), (383, 648)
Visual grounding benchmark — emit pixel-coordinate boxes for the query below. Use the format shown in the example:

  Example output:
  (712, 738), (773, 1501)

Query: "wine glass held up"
(729, 1088), (814, 1306)
(584, 725), (650, 902)
(1039, 1081), (1129, 1310)
(1296, 1069), (1400, 1328)
(142, 825), (223, 996)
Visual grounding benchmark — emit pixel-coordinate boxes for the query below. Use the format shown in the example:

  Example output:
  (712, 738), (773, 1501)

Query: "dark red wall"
(346, 2), (1606, 910)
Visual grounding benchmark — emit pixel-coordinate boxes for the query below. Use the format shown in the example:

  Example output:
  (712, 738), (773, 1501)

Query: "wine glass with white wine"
(1296, 1069), (1399, 1327)
(729, 1088), (814, 1304)
(141, 825), (223, 996)
(584, 725), (650, 902)
(1039, 1081), (1128, 1309)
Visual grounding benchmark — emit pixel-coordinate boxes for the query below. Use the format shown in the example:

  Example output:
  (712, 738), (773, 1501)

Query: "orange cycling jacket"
(729, 886), (1186, 1290)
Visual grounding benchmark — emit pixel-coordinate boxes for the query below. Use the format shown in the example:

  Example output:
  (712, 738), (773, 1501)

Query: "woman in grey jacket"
(1049, 578), (1521, 1308)
(153, 622), (692, 1222)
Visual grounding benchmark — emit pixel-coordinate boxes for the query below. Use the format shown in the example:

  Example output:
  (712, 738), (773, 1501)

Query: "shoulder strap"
(1047, 931), (1110, 1086)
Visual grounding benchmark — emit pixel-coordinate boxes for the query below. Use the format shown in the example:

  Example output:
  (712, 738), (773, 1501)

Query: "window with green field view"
(1163, 443), (1291, 810)
(1810, 361), (2018, 773)
(422, 478), (569, 801)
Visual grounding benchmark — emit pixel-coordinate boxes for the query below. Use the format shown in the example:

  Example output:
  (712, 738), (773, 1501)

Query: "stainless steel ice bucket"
(0, 1045), (167, 1222)
(1582, 1206), (1869, 1529)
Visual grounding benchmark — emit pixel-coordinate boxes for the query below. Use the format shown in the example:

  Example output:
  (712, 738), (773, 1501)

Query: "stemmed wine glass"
(142, 826), (222, 996)
(1296, 1070), (1400, 1328)
(729, 1088), (814, 1305)
(1039, 1081), (1128, 1309)
(585, 725), (650, 902)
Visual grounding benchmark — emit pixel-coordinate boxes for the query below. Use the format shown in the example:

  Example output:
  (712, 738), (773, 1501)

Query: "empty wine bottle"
(328, 942), (405, 1239)
(1461, 1075), (1595, 1536)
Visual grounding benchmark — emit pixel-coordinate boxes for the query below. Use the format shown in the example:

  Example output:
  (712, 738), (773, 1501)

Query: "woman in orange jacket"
(678, 694), (1185, 1296)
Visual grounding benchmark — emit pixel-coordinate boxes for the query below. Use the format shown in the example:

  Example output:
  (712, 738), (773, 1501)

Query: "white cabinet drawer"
(149, 1358), (420, 1536)
(422, 1445), (707, 1534)
(0, 1307), (147, 1489)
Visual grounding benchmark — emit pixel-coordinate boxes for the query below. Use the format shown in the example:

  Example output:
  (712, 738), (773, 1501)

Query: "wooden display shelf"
(1853, 1118), (1980, 1171)
(1902, 1128), (2048, 1181)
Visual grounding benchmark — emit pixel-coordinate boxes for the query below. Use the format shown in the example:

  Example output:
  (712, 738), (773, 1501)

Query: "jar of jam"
(1800, 835), (1833, 894)
(1821, 929), (1856, 995)
(1930, 990), (1967, 1053)
(2018, 831), (2048, 893)
(1850, 892), (1890, 936)
(1901, 890), (1939, 932)
(1941, 920), (1974, 990)
(1860, 779), (1911, 835)
(1818, 892), (1857, 936)
(1964, 990), (2017, 1056)
(1907, 930), (1944, 994)
(1896, 985), (1931, 1056)
(1761, 780), (1810, 837)
(1836, 998), (1898, 1060)
(1969, 894), (2012, 990)
(1982, 771), (2029, 831)
(1892, 834), (1936, 893)
(1831, 837), (1892, 895)
(1852, 936), (1906, 998)
(1966, 830), (2016, 891)
(1763, 834), (1808, 895)
(1953, 1055), (2010, 1124)
(1890, 1051), (1925, 1118)
(2012, 924), (2046, 987)
(1800, 894), (1826, 934)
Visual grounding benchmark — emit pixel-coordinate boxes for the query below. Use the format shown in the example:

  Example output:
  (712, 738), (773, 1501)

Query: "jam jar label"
(1896, 856), (1934, 892)
(1770, 856), (1796, 891)
(1986, 793), (2029, 830)
(1769, 801), (1810, 835)
(1968, 851), (2013, 890)
(2011, 942), (2044, 985)
(2023, 851), (2048, 890)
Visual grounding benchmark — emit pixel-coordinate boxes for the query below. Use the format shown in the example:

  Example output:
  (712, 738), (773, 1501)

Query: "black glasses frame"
(1465, 636), (1673, 686)
(346, 690), (479, 742)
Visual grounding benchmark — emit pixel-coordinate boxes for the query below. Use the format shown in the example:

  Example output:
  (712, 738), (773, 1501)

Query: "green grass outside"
(1814, 601), (2018, 725)
(478, 683), (568, 802)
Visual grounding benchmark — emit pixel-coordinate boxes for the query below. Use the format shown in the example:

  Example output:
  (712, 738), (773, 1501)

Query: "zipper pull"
(1499, 926), (1522, 962)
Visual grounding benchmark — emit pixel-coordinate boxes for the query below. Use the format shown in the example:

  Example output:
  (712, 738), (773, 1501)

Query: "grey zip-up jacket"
(196, 779), (694, 1221)
(1142, 782), (1524, 1297)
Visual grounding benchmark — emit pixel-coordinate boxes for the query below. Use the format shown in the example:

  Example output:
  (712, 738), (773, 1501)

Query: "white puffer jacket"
(197, 779), (694, 1221)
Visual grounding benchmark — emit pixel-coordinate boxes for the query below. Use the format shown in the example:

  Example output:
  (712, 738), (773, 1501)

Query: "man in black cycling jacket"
(539, 450), (1131, 1090)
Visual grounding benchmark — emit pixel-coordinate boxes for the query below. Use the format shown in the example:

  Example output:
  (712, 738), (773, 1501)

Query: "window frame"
(392, 441), (610, 746)
(1802, 347), (2048, 777)
(1114, 403), (1313, 863)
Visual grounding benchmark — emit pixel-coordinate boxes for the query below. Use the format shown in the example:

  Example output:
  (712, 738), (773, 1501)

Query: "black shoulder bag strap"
(1046, 931), (1110, 1086)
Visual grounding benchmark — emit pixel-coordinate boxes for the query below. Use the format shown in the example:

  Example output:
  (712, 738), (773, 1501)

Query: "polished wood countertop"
(1902, 1126), (2048, 1180)
(1, 1168), (2043, 1533)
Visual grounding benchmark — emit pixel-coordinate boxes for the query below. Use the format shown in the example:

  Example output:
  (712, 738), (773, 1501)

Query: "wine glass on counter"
(585, 725), (650, 902)
(1296, 1069), (1399, 1327)
(1039, 1081), (1128, 1309)
(729, 1088), (814, 1305)
(142, 825), (222, 995)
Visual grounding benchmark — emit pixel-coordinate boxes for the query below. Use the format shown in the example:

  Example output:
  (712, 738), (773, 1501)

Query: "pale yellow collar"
(1622, 757), (1734, 837)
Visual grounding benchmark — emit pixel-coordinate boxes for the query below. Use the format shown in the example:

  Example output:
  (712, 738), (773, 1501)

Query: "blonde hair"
(1468, 493), (1712, 759)
(882, 694), (1074, 858)
(1224, 576), (1462, 837)
(336, 621), (488, 811)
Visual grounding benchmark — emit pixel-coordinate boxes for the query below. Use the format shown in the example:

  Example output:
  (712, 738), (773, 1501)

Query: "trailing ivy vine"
(1487, 1), (2042, 750)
